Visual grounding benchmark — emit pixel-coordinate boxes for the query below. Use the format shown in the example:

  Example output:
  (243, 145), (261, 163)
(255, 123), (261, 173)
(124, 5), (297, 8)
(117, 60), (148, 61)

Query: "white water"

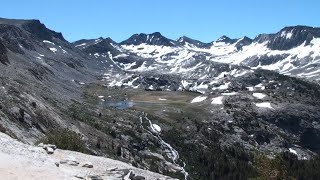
(140, 113), (189, 179)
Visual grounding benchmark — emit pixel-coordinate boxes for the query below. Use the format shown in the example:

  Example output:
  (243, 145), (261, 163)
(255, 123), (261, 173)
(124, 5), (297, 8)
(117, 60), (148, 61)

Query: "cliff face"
(0, 39), (8, 65)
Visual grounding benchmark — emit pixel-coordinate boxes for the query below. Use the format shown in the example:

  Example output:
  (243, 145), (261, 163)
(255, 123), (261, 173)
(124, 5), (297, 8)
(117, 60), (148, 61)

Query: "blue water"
(105, 100), (159, 109)
(105, 101), (135, 109)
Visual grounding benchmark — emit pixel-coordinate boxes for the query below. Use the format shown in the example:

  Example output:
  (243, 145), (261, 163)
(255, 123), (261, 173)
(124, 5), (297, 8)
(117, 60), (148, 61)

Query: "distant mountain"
(0, 18), (66, 42)
(81, 25), (320, 82)
(254, 25), (320, 50)
(73, 37), (123, 55)
(177, 36), (211, 48)
(120, 32), (177, 46)
(234, 36), (253, 50)
(215, 35), (238, 44)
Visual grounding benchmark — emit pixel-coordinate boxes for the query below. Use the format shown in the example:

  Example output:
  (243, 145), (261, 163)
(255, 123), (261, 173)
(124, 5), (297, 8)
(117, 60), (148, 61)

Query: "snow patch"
(75, 43), (86, 47)
(49, 48), (57, 53)
(43, 40), (55, 45)
(181, 80), (191, 88)
(211, 96), (224, 105)
(191, 96), (207, 103)
(255, 102), (273, 109)
(253, 93), (266, 99)
(152, 124), (161, 133)
(213, 82), (230, 90)
(247, 87), (254, 91)
(255, 83), (265, 90)
(289, 148), (298, 155)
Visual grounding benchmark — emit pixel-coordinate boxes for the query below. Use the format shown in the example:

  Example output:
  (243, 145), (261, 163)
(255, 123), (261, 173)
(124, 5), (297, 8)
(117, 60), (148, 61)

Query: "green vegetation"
(40, 129), (87, 153)
(163, 129), (257, 180)
(254, 153), (320, 180)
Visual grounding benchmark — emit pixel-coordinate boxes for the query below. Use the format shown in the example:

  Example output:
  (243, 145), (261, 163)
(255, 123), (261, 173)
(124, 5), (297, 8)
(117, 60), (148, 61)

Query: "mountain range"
(0, 17), (320, 179)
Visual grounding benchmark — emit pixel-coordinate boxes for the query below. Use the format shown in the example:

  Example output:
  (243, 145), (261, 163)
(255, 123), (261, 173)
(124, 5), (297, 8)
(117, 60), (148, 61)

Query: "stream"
(139, 112), (189, 180)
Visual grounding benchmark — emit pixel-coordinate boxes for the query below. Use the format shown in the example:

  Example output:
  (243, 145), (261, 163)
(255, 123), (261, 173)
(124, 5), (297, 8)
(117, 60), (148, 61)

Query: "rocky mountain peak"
(253, 25), (320, 50)
(21, 19), (66, 42)
(235, 36), (253, 50)
(269, 25), (320, 50)
(74, 37), (121, 54)
(177, 36), (210, 48)
(120, 32), (176, 46)
(215, 35), (237, 44)
(0, 18), (66, 43)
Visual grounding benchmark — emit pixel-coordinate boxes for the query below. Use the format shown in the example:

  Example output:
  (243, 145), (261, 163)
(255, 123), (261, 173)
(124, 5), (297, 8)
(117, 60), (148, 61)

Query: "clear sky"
(1, 0), (319, 43)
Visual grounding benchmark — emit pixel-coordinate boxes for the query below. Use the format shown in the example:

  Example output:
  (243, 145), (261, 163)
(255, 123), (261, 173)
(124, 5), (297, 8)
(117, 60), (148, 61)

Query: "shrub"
(40, 129), (86, 153)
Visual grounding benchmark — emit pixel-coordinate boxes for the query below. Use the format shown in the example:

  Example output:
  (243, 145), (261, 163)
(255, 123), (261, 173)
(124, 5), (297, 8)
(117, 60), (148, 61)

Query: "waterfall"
(139, 112), (189, 180)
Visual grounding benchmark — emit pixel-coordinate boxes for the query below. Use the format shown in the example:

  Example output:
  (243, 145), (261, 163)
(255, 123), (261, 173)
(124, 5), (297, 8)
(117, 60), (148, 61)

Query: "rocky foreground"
(0, 132), (175, 180)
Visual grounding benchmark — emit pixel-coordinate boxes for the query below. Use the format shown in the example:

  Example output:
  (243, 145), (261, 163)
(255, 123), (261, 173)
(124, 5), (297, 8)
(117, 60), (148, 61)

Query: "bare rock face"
(120, 32), (177, 46)
(0, 39), (8, 65)
(21, 19), (66, 42)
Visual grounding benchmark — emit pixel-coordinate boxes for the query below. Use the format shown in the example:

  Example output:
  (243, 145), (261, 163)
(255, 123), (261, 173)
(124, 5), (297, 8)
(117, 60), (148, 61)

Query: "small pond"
(104, 100), (161, 109)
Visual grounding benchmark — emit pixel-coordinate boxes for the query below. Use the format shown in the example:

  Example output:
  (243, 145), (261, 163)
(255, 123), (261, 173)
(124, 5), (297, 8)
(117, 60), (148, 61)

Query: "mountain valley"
(0, 17), (320, 179)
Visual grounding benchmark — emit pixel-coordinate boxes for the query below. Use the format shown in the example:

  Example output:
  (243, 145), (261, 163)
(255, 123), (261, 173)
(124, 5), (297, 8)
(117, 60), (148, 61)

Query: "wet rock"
(55, 162), (59, 167)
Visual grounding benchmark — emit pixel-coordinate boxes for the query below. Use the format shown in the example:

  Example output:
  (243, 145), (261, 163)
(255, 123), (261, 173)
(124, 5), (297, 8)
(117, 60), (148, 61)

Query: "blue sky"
(1, 0), (319, 43)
